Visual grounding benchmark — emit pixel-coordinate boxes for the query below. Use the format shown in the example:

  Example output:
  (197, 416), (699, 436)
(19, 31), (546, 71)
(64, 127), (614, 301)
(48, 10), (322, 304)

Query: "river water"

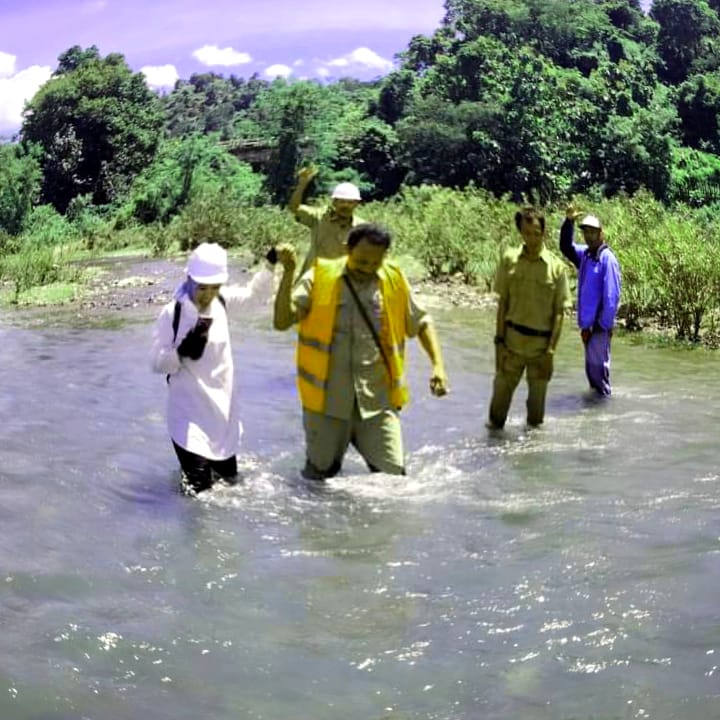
(1, 261), (718, 720)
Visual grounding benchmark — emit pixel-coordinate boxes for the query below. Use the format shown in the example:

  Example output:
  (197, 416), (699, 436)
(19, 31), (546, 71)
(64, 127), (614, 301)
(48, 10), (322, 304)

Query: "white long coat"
(150, 269), (273, 460)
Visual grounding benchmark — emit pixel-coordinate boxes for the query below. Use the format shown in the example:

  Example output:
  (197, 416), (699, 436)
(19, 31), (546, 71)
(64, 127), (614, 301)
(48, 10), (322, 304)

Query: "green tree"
(651, 0), (720, 84)
(676, 72), (720, 151)
(21, 46), (164, 212)
(374, 70), (416, 125)
(128, 134), (265, 224)
(0, 143), (42, 236)
(668, 145), (720, 205)
(336, 118), (405, 198)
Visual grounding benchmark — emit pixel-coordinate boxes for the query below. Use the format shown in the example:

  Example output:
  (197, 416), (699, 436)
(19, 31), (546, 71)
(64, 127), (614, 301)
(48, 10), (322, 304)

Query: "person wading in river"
(288, 165), (365, 278)
(151, 242), (273, 493)
(560, 206), (622, 396)
(273, 222), (449, 479)
(487, 207), (571, 430)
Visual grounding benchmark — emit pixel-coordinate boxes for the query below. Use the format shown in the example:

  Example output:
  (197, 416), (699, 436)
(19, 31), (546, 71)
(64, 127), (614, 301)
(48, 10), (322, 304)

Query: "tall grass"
(0, 244), (83, 303)
(4, 186), (720, 343)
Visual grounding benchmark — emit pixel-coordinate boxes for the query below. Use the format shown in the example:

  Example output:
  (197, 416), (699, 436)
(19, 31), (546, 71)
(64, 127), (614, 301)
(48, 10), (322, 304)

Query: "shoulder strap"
(172, 300), (182, 342)
(342, 274), (392, 379)
(588, 243), (609, 261)
(168, 301), (183, 384)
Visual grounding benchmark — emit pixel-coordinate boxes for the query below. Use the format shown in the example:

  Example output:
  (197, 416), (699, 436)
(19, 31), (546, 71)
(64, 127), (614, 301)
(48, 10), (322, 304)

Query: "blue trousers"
(584, 330), (612, 396)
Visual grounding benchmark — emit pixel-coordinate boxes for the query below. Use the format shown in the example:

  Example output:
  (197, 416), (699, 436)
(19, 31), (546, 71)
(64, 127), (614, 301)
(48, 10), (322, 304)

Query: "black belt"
(506, 320), (552, 338)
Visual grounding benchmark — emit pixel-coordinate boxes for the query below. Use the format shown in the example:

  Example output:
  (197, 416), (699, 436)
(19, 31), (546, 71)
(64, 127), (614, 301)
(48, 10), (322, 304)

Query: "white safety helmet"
(579, 214), (602, 230)
(331, 181), (361, 202)
(186, 242), (228, 284)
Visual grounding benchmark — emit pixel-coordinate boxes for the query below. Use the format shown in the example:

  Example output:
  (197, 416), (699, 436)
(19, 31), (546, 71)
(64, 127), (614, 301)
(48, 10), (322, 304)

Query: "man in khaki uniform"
(273, 223), (449, 479)
(488, 207), (571, 429)
(288, 166), (365, 278)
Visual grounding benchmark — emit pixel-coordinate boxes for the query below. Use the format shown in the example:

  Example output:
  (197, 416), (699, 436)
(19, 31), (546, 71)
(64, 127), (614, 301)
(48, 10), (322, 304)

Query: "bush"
(668, 147), (720, 207)
(570, 191), (720, 341)
(0, 244), (82, 302)
(364, 185), (527, 288)
(128, 135), (267, 225)
(21, 204), (78, 248)
(167, 189), (246, 252)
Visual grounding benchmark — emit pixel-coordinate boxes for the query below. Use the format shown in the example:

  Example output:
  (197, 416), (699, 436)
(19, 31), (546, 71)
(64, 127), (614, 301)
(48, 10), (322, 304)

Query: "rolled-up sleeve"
(554, 267), (572, 314)
(405, 288), (431, 338)
(493, 254), (509, 300)
(294, 205), (322, 229)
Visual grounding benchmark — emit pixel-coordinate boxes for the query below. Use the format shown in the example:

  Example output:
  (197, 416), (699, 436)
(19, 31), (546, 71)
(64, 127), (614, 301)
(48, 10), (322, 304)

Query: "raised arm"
(560, 204), (585, 269)
(560, 218), (582, 269)
(222, 267), (275, 311)
(287, 166), (318, 216)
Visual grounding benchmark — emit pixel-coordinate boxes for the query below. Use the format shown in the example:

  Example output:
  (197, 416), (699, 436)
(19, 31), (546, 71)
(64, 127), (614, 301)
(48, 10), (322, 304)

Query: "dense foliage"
(2, 1), (720, 342)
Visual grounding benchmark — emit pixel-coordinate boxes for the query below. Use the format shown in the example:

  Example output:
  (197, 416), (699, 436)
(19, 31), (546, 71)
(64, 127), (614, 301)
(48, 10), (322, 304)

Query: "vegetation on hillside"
(2, 0), (720, 343)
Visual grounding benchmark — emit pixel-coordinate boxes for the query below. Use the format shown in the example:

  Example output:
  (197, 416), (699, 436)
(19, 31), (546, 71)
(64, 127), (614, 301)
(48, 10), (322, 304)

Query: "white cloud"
(0, 64), (52, 134)
(293, 59), (305, 68)
(0, 51), (16, 78)
(264, 64), (292, 79)
(318, 47), (394, 78)
(141, 64), (179, 90)
(192, 44), (252, 67)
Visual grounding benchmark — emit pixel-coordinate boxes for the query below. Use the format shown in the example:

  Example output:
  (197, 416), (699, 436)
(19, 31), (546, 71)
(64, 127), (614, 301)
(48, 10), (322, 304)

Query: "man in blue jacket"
(560, 207), (622, 396)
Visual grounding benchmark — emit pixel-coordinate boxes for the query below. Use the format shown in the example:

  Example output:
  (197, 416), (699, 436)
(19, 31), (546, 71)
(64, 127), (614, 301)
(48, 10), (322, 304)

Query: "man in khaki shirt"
(488, 207), (571, 429)
(288, 166), (365, 278)
(273, 223), (449, 479)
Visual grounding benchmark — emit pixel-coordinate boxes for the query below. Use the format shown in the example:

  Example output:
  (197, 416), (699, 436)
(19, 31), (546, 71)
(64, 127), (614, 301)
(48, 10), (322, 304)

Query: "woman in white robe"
(151, 242), (273, 493)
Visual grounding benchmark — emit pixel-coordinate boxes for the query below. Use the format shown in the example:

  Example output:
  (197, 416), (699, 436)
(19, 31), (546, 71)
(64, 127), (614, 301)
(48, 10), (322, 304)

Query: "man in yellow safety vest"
(273, 222), (449, 479)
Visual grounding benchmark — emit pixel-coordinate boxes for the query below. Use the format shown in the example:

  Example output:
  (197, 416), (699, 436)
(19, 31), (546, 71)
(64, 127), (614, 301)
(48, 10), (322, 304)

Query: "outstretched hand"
(566, 203), (583, 221)
(276, 243), (297, 273)
(297, 166), (318, 185)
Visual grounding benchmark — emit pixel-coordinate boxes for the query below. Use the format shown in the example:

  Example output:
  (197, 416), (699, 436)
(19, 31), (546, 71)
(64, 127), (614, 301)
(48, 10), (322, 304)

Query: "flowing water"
(1, 261), (719, 720)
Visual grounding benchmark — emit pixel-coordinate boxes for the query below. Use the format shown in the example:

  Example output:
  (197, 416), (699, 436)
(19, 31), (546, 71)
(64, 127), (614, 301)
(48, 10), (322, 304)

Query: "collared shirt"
(289, 266), (429, 421)
(294, 204), (365, 277)
(560, 219), (622, 330)
(494, 244), (571, 331)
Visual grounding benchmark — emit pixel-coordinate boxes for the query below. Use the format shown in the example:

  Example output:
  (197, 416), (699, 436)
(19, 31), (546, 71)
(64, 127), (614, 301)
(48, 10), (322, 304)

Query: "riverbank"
(0, 251), (497, 327)
(2, 250), (717, 350)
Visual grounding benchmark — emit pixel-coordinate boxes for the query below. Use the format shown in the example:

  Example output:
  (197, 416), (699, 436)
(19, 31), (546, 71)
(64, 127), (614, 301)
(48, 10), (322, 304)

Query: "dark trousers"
(172, 441), (237, 493)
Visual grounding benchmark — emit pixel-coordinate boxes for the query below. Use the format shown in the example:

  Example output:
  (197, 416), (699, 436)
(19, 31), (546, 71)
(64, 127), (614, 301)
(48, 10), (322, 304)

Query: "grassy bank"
(2, 187), (720, 346)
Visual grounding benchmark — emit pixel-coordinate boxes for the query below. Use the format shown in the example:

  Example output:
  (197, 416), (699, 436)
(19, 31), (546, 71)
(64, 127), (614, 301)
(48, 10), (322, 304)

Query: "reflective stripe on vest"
(297, 258), (411, 412)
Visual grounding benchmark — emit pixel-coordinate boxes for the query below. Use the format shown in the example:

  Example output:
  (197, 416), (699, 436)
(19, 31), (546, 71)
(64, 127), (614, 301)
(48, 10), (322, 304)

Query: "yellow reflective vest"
(297, 257), (411, 413)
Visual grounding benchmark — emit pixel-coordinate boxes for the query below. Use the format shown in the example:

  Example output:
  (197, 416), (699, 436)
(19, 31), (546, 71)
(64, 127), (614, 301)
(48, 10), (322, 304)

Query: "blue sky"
(0, 0), (447, 134)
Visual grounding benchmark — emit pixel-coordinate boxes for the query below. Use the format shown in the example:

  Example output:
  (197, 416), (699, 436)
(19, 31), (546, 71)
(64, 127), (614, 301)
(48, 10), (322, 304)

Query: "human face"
(520, 216), (544, 254)
(193, 283), (222, 312)
(580, 225), (603, 252)
(331, 198), (359, 220)
(346, 239), (386, 280)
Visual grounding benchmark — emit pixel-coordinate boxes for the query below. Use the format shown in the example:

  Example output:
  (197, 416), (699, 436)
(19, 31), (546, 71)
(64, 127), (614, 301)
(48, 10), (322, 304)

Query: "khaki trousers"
(488, 330), (553, 428)
(302, 405), (405, 479)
